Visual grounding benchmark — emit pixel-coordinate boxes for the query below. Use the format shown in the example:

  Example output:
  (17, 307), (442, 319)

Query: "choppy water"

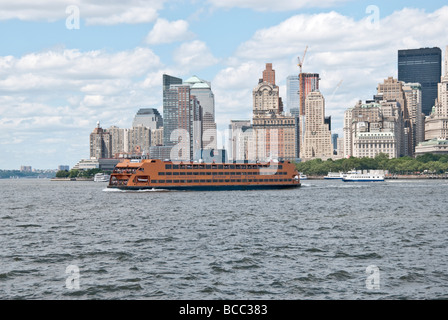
(1, 179), (447, 299)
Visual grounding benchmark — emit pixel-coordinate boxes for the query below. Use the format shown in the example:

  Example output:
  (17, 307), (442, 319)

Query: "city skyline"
(1, 1), (448, 169)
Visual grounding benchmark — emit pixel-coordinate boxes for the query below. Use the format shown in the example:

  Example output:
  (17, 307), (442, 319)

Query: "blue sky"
(1, 0), (448, 169)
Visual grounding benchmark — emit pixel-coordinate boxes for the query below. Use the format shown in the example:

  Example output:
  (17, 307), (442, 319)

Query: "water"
(1, 179), (448, 299)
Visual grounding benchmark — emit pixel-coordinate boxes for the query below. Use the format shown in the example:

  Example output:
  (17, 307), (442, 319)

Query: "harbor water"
(0, 179), (447, 299)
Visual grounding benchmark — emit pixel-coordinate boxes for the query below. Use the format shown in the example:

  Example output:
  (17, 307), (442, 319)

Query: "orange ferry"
(107, 159), (300, 191)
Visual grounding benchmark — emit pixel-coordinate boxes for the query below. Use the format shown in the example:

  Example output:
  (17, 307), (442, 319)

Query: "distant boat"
(324, 172), (345, 180)
(299, 173), (308, 180)
(342, 171), (384, 182)
(94, 173), (110, 182)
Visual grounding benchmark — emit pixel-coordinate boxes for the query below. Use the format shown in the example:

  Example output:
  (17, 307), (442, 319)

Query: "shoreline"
(307, 175), (448, 180)
(50, 177), (94, 181)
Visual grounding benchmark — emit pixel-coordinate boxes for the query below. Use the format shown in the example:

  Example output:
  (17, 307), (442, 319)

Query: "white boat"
(342, 171), (384, 182)
(94, 173), (110, 182)
(324, 172), (345, 180)
(299, 173), (308, 180)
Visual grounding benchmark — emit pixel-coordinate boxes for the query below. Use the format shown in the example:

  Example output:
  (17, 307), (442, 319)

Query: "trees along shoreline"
(295, 153), (448, 176)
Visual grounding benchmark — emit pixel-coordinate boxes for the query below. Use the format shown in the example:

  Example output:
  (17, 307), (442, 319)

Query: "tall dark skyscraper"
(398, 47), (442, 116)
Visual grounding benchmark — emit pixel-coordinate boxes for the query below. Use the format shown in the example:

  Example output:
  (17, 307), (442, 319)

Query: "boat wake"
(102, 188), (172, 193)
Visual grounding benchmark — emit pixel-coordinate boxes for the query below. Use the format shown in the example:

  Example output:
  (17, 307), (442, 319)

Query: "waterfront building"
(108, 126), (128, 156)
(416, 46), (448, 155)
(58, 165), (69, 171)
(20, 166), (32, 172)
(377, 77), (412, 156)
(402, 83), (424, 149)
(252, 63), (298, 161)
(149, 146), (172, 160)
(300, 91), (333, 161)
(151, 127), (164, 146)
(184, 76), (217, 150)
(398, 47), (442, 116)
(332, 133), (339, 153)
(72, 158), (119, 171)
(129, 125), (151, 156)
(343, 100), (404, 159)
(163, 76), (203, 160)
(228, 120), (253, 161)
(132, 108), (163, 130)
(90, 122), (112, 159)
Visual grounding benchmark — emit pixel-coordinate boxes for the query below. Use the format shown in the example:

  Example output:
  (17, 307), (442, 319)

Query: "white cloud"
(0, 47), (167, 168)
(0, 0), (164, 25)
(172, 40), (219, 71)
(207, 0), (351, 11)
(145, 18), (194, 45)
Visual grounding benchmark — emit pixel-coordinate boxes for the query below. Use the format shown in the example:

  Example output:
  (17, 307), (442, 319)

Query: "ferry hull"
(108, 184), (301, 191)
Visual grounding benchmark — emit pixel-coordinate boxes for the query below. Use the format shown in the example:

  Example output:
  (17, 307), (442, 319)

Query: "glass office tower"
(398, 47), (442, 116)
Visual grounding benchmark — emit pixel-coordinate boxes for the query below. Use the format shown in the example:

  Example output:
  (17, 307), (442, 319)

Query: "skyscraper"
(252, 63), (298, 161)
(299, 73), (320, 116)
(132, 108), (163, 130)
(262, 63), (275, 85)
(184, 76), (217, 150)
(300, 91), (333, 160)
(424, 46), (448, 141)
(162, 74), (203, 160)
(90, 121), (112, 159)
(286, 75), (300, 113)
(398, 47), (442, 115)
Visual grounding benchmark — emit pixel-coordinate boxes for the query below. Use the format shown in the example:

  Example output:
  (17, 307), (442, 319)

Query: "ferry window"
(224, 165), (229, 169)
(165, 165), (172, 169)
(166, 180), (172, 183)
(152, 180), (157, 183)
(230, 165), (235, 169)
(235, 172), (241, 175)
(199, 165), (205, 169)
(230, 172), (235, 175)
(212, 172), (217, 175)
(173, 165), (179, 169)
(200, 172), (205, 175)
(193, 172), (199, 175)
(180, 172), (186, 175)
(187, 165), (192, 169)
(179, 180), (185, 183)
(278, 165), (283, 169)
(206, 180), (212, 183)
(159, 172), (165, 175)
(274, 179), (279, 182)
(269, 179), (274, 182)
(187, 180), (192, 183)
(194, 180), (199, 183)
(173, 172), (179, 175)
(187, 172), (192, 175)
(200, 180), (205, 183)
(236, 179), (241, 182)
(180, 165), (185, 169)
(206, 165), (211, 169)
(241, 165), (246, 169)
(206, 172), (211, 175)
(159, 180), (165, 183)
(166, 172), (172, 175)
(218, 165), (223, 169)
(248, 179), (253, 182)
(225, 179), (230, 183)
(219, 172), (224, 175)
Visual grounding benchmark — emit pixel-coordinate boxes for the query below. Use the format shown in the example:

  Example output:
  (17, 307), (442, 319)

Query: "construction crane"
(297, 45), (308, 74)
(298, 46), (308, 116)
